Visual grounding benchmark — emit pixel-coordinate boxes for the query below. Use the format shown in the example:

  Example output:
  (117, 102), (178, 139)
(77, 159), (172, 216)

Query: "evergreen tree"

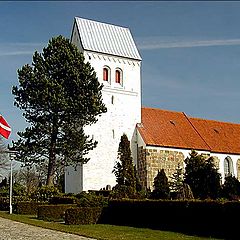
(169, 163), (184, 194)
(151, 169), (170, 199)
(112, 134), (136, 197)
(184, 150), (221, 199)
(134, 166), (142, 192)
(11, 35), (107, 186)
(221, 175), (240, 200)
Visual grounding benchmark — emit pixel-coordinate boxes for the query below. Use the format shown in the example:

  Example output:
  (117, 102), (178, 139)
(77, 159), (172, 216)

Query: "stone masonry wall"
(137, 146), (147, 189)
(138, 147), (185, 190)
(137, 147), (240, 191)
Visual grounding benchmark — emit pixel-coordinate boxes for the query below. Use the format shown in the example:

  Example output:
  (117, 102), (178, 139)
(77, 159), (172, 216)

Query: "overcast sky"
(1, 1), (240, 144)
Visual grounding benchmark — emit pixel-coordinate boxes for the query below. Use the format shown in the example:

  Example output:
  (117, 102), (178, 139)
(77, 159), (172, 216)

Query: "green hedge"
(65, 207), (103, 225)
(37, 204), (77, 222)
(15, 201), (46, 215)
(0, 197), (9, 211)
(99, 199), (240, 239)
(49, 196), (76, 204)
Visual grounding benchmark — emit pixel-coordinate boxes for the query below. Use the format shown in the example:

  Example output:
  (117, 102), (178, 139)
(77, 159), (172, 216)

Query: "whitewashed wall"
(65, 24), (141, 192)
(81, 51), (141, 191)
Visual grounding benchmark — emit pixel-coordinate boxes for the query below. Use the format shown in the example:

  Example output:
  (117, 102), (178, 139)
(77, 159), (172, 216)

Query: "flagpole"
(8, 151), (17, 214)
(1, 150), (17, 214)
(9, 156), (13, 214)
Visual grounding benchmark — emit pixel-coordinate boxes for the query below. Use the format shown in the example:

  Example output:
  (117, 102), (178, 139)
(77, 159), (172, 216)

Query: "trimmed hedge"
(65, 207), (103, 225)
(15, 201), (46, 215)
(37, 204), (77, 222)
(49, 196), (76, 205)
(99, 199), (240, 239)
(0, 197), (9, 211)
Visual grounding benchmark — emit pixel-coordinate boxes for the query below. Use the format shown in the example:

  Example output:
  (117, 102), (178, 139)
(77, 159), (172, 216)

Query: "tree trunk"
(46, 121), (58, 186)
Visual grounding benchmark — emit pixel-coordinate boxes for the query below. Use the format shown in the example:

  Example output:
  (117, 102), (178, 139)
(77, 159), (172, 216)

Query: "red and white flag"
(0, 115), (11, 139)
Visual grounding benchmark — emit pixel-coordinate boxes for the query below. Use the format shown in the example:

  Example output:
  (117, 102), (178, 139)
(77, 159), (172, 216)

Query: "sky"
(1, 1), (240, 145)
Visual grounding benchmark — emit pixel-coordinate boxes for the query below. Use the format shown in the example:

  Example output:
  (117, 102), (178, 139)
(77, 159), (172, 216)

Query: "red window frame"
(103, 68), (108, 81)
(115, 70), (121, 84)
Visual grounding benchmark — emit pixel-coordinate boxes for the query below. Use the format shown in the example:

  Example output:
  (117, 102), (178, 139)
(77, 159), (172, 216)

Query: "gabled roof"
(189, 117), (240, 154)
(138, 107), (240, 154)
(74, 17), (142, 61)
(138, 107), (210, 151)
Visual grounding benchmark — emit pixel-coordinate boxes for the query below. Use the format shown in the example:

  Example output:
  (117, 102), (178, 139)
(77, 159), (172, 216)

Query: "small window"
(103, 66), (110, 82)
(115, 68), (122, 84)
(224, 156), (234, 177)
(111, 95), (114, 104)
(103, 67), (109, 81)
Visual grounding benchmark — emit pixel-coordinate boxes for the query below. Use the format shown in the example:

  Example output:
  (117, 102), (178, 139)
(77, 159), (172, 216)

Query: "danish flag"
(0, 115), (11, 139)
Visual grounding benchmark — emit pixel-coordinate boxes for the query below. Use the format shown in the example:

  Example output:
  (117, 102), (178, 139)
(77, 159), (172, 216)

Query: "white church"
(65, 17), (240, 193)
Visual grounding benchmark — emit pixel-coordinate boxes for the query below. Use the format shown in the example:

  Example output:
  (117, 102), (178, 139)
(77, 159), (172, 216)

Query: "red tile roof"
(189, 117), (240, 154)
(138, 107), (240, 154)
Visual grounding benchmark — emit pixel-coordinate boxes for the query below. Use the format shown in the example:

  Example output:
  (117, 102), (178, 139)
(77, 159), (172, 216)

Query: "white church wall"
(66, 17), (141, 193)
(210, 152), (239, 183)
(65, 44), (141, 192)
(79, 51), (141, 191)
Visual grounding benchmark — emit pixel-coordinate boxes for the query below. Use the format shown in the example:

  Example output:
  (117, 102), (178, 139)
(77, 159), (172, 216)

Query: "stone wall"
(137, 147), (240, 191)
(138, 147), (185, 190)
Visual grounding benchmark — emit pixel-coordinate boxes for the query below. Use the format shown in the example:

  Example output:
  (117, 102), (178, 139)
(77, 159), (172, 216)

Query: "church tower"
(65, 17), (142, 193)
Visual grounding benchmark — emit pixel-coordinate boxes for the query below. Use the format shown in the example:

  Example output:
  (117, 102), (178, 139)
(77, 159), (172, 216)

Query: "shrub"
(221, 175), (240, 200)
(37, 204), (76, 222)
(31, 185), (60, 202)
(0, 197), (9, 211)
(65, 207), (103, 225)
(110, 185), (135, 199)
(15, 201), (45, 215)
(0, 187), (9, 197)
(184, 151), (221, 199)
(49, 195), (77, 204)
(151, 169), (170, 199)
(75, 192), (108, 207)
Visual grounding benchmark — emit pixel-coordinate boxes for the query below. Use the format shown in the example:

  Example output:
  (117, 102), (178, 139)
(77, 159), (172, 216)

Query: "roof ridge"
(141, 106), (183, 114)
(75, 16), (129, 30)
(190, 116), (240, 126)
(142, 106), (240, 126)
(183, 112), (212, 151)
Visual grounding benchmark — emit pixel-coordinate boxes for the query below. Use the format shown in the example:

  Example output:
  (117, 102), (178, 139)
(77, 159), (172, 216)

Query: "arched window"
(115, 68), (122, 84)
(224, 156), (234, 177)
(103, 66), (110, 82)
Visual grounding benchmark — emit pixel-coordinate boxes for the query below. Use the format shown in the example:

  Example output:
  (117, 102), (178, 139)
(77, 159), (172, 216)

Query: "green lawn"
(0, 211), (221, 240)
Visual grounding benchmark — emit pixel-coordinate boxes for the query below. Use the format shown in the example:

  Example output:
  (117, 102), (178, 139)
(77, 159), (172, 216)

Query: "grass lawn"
(0, 211), (222, 240)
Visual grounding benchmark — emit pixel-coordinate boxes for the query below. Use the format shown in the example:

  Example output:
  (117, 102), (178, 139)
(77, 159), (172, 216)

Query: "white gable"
(74, 17), (142, 60)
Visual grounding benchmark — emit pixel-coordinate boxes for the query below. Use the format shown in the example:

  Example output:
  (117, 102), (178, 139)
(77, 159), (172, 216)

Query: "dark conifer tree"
(169, 163), (184, 194)
(112, 134), (136, 197)
(11, 36), (107, 186)
(151, 169), (170, 199)
(184, 150), (221, 199)
(221, 175), (240, 200)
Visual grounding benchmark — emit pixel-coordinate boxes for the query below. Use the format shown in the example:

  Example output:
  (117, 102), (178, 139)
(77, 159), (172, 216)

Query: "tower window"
(103, 66), (110, 82)
(115, 68), (122, 84)
(111, 95), (114, 104)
